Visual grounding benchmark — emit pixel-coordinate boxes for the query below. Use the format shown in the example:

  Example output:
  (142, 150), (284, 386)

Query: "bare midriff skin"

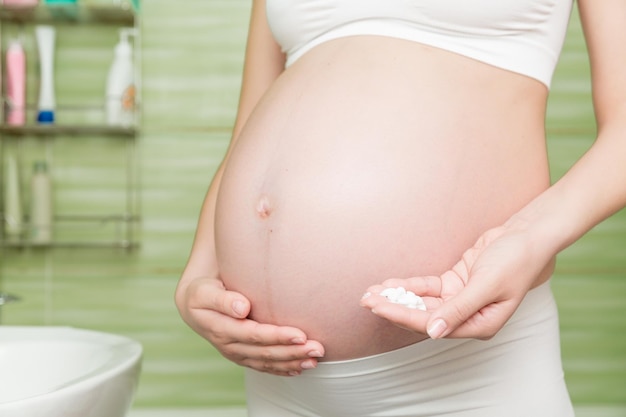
(215, 36), (554, 361)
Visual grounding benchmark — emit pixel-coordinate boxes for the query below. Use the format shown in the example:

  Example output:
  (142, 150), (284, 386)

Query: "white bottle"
(4, 154), (23, 242)
(30, 161), (53, 245)
(106, 28), (136, 126)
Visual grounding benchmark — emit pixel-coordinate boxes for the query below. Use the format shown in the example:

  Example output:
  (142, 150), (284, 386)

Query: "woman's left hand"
(360, 222), (555, 340)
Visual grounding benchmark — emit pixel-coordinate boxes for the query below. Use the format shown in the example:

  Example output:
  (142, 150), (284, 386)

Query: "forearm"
(179, 165), (225, 286)
(509, 111), (626, 261)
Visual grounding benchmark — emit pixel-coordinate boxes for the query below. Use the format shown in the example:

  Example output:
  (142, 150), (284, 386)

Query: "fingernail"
(288, 370), (301, 376)
(291, 337), (305, 345)
(301, 360), (316, 369)
(232, 300), (245, 317)
(361, 292), (372, 300)
(308, 350), (323, 358)
(428, 319), (448, 339)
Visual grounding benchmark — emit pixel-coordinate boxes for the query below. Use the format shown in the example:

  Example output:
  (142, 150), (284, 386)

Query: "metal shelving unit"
(0, 1), (140, 250)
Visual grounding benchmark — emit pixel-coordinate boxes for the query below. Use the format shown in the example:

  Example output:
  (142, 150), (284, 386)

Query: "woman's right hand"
(176, 275), (325, 377)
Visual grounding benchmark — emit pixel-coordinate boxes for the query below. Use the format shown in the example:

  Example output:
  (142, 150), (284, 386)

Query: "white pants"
(245, 281), (574, 417)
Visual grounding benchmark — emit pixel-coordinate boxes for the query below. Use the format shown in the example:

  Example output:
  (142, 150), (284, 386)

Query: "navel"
(255, 195), (272, 219)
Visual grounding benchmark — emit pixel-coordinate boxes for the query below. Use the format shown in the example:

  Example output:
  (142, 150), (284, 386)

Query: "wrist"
(505, 192), (579, 260)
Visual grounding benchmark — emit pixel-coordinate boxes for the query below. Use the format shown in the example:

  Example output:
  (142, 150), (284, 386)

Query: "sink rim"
(0, 325), (142, 405)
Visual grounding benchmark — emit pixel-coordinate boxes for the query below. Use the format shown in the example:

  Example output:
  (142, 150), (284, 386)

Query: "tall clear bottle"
(30, 161), (53, 245)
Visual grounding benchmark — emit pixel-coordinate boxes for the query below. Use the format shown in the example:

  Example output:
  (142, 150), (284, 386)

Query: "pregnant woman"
(176, 1), (626, 415)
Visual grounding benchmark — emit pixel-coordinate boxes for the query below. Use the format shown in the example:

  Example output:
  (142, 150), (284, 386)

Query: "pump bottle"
(106, 28), (136, 126)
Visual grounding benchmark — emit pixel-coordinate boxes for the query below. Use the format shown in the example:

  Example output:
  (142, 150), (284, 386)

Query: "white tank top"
(266, 0), (574, 88)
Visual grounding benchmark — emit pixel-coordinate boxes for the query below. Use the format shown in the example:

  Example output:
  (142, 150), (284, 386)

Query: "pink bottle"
(2, 0), (39, 7)
(5, 40), (26, 126)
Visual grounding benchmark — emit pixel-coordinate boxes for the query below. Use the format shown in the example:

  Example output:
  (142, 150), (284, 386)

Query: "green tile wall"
(141, 1), (249, 130)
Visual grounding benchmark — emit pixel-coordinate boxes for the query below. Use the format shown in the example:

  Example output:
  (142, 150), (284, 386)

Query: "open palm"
(361, 224), (554, 339)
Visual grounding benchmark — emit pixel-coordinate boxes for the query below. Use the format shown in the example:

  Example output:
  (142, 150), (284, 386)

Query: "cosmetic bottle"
(35, 25), (56, 124)
(3, 154), (23, 242)
(106, 28), (136, 126)
(5, 39), (26, 126)
(1, 0), (39, 7)
(30, 160), (53, 244)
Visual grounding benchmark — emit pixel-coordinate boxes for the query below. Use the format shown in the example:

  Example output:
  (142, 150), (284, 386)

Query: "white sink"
(0, 326), (142, 417)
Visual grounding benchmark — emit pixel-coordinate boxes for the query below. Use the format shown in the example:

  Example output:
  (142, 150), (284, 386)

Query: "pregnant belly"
(214, 38), (549, 360)
(215, 137), (545, 360)
(216, 167), (449, 359)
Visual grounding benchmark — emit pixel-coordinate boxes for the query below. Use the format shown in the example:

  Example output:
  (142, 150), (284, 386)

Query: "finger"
(195, 306), (315, 349)
(361, 295), (430, 334)
(363, 275), (443, 300)
(189, 277), (251, 319)
(232, 340), (325, 376)
(380, 275), (444, 297)
(375, 304), (429, 334)
(242, 358), (320, 377)
(360, 289), (441, 312)
(445, 298), (518, 340)
(425, 280), (517, 339)
(243, 320), (320, 348)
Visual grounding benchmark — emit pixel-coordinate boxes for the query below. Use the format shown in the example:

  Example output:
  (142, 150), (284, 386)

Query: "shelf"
(0, 124), (137, 137)
(0, 1), (141, 251)
(1, 213), (140, 249)
(0, 3), (135, 25)
(1, 240), (138, 249)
